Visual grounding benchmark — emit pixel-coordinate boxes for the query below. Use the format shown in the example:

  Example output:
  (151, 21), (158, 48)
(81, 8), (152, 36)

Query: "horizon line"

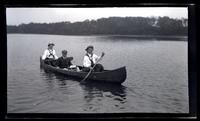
(7, 16), (188, 26)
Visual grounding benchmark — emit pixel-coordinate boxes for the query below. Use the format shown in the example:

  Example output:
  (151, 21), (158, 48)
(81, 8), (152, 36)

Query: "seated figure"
(82, 45), (105, 72)
(42, 42), (58, 66)
(56, 50), (73, 69)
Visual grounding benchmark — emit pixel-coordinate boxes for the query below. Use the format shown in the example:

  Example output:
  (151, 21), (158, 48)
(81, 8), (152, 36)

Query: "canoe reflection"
(80, 82), (127, 112)
(40, 68), (76, 91)
(41, 68), (127, 97)
(81, 82), (126, 97)
(40, 69), (128, 112)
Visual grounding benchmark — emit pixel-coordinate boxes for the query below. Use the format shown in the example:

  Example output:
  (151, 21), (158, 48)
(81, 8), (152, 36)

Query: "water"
(7, 34), (188, 113)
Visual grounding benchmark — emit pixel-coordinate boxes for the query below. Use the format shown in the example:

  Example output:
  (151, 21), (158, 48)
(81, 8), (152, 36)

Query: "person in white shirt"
(82, 45), (105, 72)
(42, 42), (58, 66)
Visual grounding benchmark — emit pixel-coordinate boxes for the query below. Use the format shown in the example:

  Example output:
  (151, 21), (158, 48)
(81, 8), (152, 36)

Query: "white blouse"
(83, 53), (100, 67)
(42, 49), (58, 60)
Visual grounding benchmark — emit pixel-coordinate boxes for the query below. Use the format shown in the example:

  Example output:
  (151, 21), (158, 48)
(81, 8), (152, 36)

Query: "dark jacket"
(56, 57), (73, 68)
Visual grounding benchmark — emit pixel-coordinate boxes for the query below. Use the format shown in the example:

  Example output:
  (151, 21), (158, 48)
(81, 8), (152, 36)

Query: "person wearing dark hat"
(42, 42), (58, 66)
(56, 50), (73, 69)
(82, 45), (105, 72)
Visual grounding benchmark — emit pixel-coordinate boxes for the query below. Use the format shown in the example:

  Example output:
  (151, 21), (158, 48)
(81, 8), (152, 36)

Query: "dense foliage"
(7, 16), (188, 36)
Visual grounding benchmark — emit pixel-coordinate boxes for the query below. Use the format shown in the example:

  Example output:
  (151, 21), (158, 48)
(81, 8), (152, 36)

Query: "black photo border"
(0, 0), (197, 119)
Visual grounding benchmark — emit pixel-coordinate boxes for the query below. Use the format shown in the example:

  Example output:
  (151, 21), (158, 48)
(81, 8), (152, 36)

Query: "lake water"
(7, 34), (188, 113)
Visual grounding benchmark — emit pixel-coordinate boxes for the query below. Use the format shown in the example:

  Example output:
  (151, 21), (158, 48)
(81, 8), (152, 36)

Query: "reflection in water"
(80, 82), (127, 112)
(81, 82), (127, 98)
(40, 69), (56, 89)
(40, 69), (73, 94)
(38, 68), (82, 106)
(40, 67), (128, 113)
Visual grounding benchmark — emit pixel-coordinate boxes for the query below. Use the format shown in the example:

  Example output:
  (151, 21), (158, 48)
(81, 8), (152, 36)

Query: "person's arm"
(83, 56), (91, 67)
(94, 52), (105, 63)
(93, 54), (101, 63)
(42, 50), (48, 60)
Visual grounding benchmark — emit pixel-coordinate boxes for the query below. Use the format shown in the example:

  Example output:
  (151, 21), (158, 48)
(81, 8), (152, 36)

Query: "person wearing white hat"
(82, 45), (105, 72)
(42, 42), (58, 66)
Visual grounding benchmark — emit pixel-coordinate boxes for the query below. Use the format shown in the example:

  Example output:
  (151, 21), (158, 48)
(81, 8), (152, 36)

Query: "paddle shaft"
(81, 54), (104, 82)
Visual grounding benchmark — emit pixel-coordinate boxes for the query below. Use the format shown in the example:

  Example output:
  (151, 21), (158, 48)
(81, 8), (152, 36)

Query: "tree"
(7, 16), (188, 36)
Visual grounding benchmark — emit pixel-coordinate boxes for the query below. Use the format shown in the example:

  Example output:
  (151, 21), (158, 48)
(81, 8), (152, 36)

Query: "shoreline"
(7, 33), (188, 40)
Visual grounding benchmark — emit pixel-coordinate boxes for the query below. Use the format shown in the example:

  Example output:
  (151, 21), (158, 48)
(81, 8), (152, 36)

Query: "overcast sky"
(6, 7), (188, 25)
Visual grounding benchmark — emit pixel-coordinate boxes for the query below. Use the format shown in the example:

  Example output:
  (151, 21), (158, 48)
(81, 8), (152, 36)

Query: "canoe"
(40, 57), (126, 84)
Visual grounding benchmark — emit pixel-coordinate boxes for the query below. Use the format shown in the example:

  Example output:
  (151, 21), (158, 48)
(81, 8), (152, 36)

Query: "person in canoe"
(56, 50), (73, 69)
(42, 42), (58, 66)
(82, 45), (105, 72)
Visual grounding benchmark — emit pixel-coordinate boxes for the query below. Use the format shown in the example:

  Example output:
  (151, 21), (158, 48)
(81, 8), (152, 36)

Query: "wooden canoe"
(40, 57), (126, 84)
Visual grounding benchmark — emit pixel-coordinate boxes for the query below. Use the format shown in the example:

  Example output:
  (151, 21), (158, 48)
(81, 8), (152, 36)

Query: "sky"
(6, 7), (188, 25)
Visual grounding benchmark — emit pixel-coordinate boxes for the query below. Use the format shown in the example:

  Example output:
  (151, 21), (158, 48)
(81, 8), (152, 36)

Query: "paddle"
(81, 52), (104, 83)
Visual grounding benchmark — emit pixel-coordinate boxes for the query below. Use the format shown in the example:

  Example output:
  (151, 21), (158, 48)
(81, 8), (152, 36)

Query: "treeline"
(7, 16), (188, 36)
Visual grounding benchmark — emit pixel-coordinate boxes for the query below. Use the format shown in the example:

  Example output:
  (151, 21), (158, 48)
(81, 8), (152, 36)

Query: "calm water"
(7, 34), (188, 113)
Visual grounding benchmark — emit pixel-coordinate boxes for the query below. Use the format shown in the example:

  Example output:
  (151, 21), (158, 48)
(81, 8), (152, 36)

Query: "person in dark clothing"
(56, 50), (73, 69)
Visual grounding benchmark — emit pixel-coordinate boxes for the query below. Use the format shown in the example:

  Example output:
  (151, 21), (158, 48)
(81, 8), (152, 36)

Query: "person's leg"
(45, 58), (56, 66)
(44, 58), (51, 65)
(51, 60), (57, 66)
(82, 67), (90, 72)
(47, 59), (53, 66)
(100, 64), (104, 71)
(94, 64), (104, 72)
